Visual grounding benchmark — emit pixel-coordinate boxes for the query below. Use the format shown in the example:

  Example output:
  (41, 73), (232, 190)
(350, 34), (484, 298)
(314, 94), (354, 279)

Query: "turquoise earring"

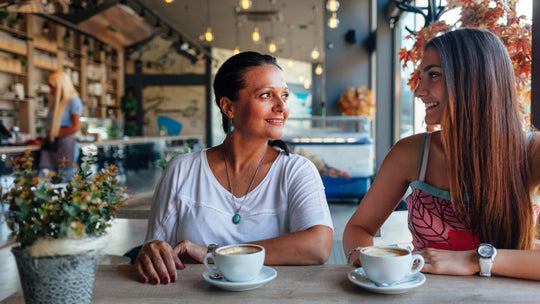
(228, 118), (234, 133)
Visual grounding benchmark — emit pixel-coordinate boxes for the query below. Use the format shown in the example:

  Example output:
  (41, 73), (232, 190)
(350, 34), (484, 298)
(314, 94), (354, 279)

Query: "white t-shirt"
(145, 148), (333, 246)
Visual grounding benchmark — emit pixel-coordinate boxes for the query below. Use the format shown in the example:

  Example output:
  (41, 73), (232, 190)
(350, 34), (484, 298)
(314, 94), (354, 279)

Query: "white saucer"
(348, 267), (426, 294)
(203, 266), (277, 291)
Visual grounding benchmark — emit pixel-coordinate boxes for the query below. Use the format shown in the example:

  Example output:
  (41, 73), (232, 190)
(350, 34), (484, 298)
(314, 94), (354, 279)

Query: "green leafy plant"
(156, 143), (193, 170)
(1, 151), (130, 247)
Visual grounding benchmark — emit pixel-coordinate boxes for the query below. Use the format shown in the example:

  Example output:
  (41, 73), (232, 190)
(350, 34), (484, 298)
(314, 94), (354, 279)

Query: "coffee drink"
(359, 246), (424, 286)
(204, 244), (265, 282)
(218, 245), (262, 256)
(361, 247), (409, 257)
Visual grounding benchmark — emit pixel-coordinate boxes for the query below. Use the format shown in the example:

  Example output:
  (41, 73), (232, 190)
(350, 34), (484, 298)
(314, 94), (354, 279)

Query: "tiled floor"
(0, 168), (412, 301)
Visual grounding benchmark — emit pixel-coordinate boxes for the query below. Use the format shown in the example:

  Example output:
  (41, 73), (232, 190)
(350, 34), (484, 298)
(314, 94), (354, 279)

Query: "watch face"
(477, 244), (495, 258)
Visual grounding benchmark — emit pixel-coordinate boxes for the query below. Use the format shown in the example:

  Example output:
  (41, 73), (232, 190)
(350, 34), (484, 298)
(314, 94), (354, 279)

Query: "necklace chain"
(223, 145), (268, 224)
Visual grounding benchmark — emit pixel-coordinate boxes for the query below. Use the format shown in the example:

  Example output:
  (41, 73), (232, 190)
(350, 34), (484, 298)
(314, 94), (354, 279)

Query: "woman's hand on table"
(135, 240), (208, 284)
(417, 248), (479, 276)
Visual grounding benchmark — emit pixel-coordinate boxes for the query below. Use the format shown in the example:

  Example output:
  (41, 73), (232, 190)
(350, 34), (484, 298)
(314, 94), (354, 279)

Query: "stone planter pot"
(12, 247), (100, 304)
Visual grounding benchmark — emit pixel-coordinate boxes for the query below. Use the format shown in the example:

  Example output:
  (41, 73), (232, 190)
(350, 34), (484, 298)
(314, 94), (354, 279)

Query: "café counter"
(3, 264), (538, 303)
(0, 135), (203, 175)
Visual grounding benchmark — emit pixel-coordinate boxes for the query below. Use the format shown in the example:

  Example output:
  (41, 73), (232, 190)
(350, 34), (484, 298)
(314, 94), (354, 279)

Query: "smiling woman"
(135, 51), (334, 285)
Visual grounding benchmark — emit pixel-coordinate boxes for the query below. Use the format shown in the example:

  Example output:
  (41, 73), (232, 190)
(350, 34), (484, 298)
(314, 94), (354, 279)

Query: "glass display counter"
(283, 116), (373, 200)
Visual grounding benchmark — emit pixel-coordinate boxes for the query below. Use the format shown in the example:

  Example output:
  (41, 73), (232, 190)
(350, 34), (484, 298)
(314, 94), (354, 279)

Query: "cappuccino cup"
(204, 244), (265, 282)
(359, 246), (424, 286)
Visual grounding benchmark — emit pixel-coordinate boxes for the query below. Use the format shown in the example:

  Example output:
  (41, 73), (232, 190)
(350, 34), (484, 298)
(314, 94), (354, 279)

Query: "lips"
(266, 119), (284, 125)
(425, 102), (439, 109)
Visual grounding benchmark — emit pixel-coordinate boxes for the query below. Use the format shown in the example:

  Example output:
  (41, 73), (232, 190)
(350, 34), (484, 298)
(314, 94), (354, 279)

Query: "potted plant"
(2, 151), (129, 304)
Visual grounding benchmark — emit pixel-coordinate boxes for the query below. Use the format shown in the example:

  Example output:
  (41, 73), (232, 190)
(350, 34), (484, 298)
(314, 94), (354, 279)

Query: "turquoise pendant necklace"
(223, 145), (267, 225)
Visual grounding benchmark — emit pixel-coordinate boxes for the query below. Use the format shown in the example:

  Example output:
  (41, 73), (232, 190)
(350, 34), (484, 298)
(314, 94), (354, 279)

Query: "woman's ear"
(220, 97), (234, 118)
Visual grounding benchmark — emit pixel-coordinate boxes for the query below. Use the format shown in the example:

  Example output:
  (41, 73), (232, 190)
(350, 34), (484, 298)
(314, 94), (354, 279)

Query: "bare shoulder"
(379, 132), (428, 182)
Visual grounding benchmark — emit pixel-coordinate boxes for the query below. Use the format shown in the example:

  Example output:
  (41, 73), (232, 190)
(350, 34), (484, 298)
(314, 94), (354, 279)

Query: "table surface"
(4, 264), (539, 303)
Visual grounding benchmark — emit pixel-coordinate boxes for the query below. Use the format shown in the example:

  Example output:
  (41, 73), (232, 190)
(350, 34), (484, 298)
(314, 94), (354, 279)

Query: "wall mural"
(142, 86), (205, 138)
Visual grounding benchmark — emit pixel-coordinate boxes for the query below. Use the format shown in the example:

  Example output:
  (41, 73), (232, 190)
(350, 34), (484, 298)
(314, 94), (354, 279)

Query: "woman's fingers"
(136, 241), (178, 284)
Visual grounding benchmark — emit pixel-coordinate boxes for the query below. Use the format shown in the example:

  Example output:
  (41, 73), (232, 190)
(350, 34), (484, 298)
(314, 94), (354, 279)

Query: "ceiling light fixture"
(328, 12), (339, 29)
(287, 24), (294, 68)
(326, 0), (340, 12)
(204, 0), (213, 42)
(315, 63), (323, 75)
(252, 26), (260, 42)
(164, 0), (175, 3)
(311, 6), (320, 60)
(234, 17), (240, 55)
(268, 22), (276, 53)
(239, 0), (251, 10)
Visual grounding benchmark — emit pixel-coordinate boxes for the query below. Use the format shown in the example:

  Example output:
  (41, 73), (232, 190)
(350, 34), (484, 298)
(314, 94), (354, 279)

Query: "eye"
(282, 92), (289, 101)
(428, 72), (441, 79)
(260, 92), (270, 98)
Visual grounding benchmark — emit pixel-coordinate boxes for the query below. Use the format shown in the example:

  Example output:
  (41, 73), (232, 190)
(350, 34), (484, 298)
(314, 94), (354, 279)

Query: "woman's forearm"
(251, 225), (333, 265)
(492, 249), (540, 280)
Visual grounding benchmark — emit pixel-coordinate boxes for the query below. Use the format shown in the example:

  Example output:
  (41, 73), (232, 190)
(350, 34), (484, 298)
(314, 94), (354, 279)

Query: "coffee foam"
(362, 247), (408, 257)
(219, 245), (262, 255)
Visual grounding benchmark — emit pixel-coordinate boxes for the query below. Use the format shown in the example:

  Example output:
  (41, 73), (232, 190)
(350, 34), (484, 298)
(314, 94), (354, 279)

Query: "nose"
(413, 78), (426, 98)
(273, 96), (286, 112)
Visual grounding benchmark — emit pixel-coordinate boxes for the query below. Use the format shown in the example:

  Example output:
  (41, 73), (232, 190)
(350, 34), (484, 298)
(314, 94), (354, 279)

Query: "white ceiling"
(137, 0), (326, 63)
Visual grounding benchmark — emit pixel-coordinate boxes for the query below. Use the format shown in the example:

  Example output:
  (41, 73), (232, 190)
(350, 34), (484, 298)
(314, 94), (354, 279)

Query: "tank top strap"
(418, 132), (432, 181)
(527, 132), (534, 146)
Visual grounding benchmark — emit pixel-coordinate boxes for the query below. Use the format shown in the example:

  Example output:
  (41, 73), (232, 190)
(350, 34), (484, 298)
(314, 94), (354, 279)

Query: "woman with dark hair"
(136, 52), (333, 284)
(343, 28), (540, 280)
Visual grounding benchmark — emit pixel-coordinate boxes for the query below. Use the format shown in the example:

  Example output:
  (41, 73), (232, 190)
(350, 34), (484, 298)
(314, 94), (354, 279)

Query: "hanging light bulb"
(239, 0), (252, 10)
(326, 0), (340, 12)
(252, 26), (260, 42)
(164, 0), (175, 3)
(269, 40), (277, 53)
(234, 46), (240, 55)
(315, 64), (323, 75)
(287, 58), (293, 68)
(205, 27), (214, 42)
(311, 47), (320, 60)
(304, 79), (311, 89)
(328, 13), (339, 29)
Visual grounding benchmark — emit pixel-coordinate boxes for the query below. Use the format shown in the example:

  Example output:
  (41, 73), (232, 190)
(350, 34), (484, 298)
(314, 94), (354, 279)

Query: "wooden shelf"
(0, 24), (28, 38)
(0, 14), (124, 131)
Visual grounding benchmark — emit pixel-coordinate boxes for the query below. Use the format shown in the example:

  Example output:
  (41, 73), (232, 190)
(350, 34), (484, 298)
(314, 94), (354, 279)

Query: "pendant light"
(234, 17), (240, 55)
(268, 22), (276, 53)
(326, 0), (340, 12)
(328, 12), (339, 29)
(287, 24), (293, 68)
(310, 6), (320, 60)
(164, 0), (175, 3)
(315, 63), (323, 75)
(204, 0), (213, 42)
(239, 0), (252, 10)
(252, 26), (260, 42)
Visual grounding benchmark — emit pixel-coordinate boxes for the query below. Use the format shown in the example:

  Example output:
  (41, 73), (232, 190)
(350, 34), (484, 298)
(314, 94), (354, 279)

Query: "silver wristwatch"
(476, 243), (497, 277)
(207, 244), (218, 254)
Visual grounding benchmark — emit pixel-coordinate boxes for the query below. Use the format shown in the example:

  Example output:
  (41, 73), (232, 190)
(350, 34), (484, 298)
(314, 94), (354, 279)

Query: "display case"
(283, 116), (374, 200)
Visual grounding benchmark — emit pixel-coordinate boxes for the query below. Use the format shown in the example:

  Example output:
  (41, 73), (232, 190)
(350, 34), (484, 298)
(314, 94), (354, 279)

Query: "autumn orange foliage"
(337, 86), (376, 119)
(398, 0), (532, 126)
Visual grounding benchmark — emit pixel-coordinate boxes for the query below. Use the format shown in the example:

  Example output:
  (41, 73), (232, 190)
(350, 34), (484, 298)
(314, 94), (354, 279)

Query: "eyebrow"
(422, 64), (441, 72)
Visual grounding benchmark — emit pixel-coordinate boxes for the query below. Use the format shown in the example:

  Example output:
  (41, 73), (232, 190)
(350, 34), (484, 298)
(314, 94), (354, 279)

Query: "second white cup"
(359, 246), (424, 286)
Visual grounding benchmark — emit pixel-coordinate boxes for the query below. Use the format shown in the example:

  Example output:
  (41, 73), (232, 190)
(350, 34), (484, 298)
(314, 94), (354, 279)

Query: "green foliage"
(156, 143), (193, 170)
(1, 151), (130, 248)
(121, 94), (138, 116)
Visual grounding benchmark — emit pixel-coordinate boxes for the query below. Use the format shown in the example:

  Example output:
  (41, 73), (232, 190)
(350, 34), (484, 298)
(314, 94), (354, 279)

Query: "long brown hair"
(426, 28), (534, 249)
(48, 71), (79, 139)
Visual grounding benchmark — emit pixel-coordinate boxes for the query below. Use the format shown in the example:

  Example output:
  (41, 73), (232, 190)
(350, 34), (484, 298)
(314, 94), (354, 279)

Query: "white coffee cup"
(204, 244), (265, 282)
(359, 246), (424, 286)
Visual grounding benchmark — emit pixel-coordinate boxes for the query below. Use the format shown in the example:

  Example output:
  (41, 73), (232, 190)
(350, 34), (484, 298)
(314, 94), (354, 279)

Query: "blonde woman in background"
(39, 70), (83, 180)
